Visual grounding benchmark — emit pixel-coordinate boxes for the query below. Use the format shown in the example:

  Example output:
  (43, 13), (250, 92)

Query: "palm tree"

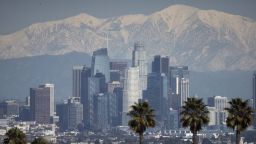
(225, 98), (253, 144)
(3, 127), (26, 144)
(127, 101), (156, 144)
(31, 137), (49, 144)
(180, 97), (209, 144)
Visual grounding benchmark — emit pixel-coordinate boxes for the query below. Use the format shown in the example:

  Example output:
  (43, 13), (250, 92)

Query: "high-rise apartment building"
(122, 67), (140, 125)
(208, 95), (228, 126)
(91, 48), (110, 82)
(73, 65), (84, 97)
(132, 42), (147, 92)
(30, 84), (54, 123)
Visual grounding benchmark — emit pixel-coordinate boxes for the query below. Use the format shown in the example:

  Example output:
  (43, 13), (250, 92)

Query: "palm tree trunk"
(139, 133), (143, 144)
(192, 131), (198, 144)
(236, 130), (241, 144)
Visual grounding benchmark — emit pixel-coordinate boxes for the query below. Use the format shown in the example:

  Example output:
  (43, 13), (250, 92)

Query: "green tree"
(3, 127), (26, 144)
(31, 137), (49, 144)
(180, 97), (209, 144)
(225, 98), (253, 144)
(127, 101), (156, 144)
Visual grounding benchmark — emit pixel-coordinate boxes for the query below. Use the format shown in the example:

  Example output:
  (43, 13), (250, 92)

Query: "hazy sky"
(0, 0), (256, 34)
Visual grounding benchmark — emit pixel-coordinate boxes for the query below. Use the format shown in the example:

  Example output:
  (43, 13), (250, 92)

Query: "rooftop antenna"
(107, 31), (109, 49)
(173, 30), (176, 50)
(104, 31), (109, 49)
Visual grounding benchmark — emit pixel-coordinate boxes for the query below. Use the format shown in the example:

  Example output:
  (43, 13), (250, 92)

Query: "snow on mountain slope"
(0, 4), (256, 71)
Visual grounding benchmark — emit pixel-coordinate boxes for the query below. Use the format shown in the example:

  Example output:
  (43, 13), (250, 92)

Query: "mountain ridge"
(0, 4), (256, 71)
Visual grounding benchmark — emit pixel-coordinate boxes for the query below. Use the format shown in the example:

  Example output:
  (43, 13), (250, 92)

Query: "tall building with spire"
(132, 41), (147, 93)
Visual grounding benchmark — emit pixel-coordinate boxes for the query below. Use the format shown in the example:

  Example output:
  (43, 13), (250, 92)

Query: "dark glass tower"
(169, 66), (189, 110)
(143, 73), (168, 123)
(253, 72), (256, 129)
(91, 48), (110, 82)
(152, 55), (169, 76)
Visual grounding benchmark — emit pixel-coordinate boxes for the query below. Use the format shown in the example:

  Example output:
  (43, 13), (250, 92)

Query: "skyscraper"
(208, 96), (228, 111)
(110, 70), (121, 82)
(122, 67), (140, 125)
(132, 42), (147, 92)
(42, 84), (55, 117)
(180, 78), (189, 107)
(143, 73), (168, 123)
(30, 84), (54, 123)
(95, 93), (109, 130)
(110, 60), (128, 86)
(169, 66), (189, 110)
(208, 95), (228, 126)
(167, 108), (178, 129)
(80, 66), (93, 128)
(107, 81), (121, 94)
(73, 65), (84, 97)
(113, 87), (123, 126)
(94, 72), (106, 93)
(152, 55), (169, 76)
(207, 106), (217, 126)
(253, 72), (256, 129)
(91, 48), (110, 82)
(0, 100), (19, 118)
(57, 97), (83, 131)
(67, 97), (83, 130)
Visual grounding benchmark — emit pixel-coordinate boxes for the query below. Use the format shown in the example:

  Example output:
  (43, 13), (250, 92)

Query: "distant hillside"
(0, 4), (256, 71)
(0, 52), (253, 101)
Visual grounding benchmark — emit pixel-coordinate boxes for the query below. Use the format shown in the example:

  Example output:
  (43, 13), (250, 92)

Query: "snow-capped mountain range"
(0, 4), (256, 71)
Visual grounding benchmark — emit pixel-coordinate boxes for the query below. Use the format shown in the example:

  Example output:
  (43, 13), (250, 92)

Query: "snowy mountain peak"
(0, 5), (256, 71)
(160, 4), (199, 14)
(63, 13), (103, 28)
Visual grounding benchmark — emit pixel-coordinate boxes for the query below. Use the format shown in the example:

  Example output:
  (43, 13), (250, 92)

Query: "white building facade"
(132, 42), (147, 94)
(122, 67), (140, 125)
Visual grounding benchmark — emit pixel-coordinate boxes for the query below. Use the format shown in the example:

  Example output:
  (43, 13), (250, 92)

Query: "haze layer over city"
(0, 0), (256, 143)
